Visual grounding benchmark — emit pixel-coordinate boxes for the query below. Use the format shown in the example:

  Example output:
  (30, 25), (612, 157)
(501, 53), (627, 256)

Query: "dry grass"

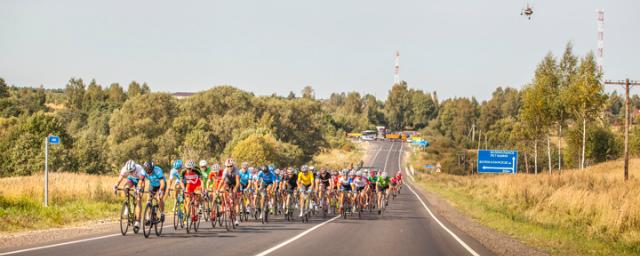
(0, 172), (121, 233)
(312, 141), (366, 170)
(418, 158), (640, 255)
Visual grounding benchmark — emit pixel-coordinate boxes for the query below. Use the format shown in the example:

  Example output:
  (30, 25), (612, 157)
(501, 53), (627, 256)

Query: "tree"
(106, 83), (127, 106)
(556, 42), (578, 172)
(65, 78), (86, 110)
(127, 81), (142, 98)
(84, 79), (105, 111)
(562, 52), (606, 169)
(384, 82), (411, 130)
(0, 77), (8, 98)
(520, 53), (559, 174)
(107, 93), (178, 167)
(301, 86), (315, 99)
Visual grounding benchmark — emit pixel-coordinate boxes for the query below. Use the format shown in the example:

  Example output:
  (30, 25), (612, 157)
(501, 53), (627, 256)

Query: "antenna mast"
(394, 51), (400, 84)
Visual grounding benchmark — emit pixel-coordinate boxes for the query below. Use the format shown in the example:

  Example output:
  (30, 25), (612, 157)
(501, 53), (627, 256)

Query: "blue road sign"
(48, 136), (60, 144)
(425, 165), (434, 169)
(412, 140), (429, 147)
(477, 150), (517, 174)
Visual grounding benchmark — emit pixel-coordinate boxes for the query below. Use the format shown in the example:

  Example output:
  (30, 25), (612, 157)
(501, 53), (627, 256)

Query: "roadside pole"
(605, 79), (639, 181)
(44, 137), (48, 207)
(44, 135), (60, 206)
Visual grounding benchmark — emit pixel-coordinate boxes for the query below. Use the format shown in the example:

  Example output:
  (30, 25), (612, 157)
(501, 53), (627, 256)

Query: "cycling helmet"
(212, 163), (220, 171)
(320, 168), (326, 173)
(382, 172), (388, 178)
(249, 167), (256, 173)
(225, 158), (234, 167)
(199, 160), (208, 167)
(301, 165), (309, 172)
(172, 160), (183, 169)
(275, 169), (281, 175)
(186, 159), (195, 169)
(241, 162), (249, 168)
(124, 160), (136, 172)
(268, 165), (274, 172)
(309, 166), (316, 172)
(349, 171), (355, 176)
(397, 171), (402, 176)
(262, 165), (269, 173)
(356, 171), (362, 176)
(143, 161), (154, 172)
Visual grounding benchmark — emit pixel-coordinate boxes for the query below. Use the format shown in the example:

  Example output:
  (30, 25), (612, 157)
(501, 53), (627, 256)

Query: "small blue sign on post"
(477, 150), (518, 174)
(48, 136), (60, 144)
(424, 165), (434, 169)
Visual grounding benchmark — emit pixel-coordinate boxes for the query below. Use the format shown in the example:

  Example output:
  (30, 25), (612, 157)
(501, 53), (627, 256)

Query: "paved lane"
(1, 141), (493, 256)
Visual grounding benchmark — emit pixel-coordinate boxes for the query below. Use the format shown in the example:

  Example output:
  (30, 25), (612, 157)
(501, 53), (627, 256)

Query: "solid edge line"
(398, 143), (479, 256)
(0, 224), (173, 256)
(254, 215), (340, 256)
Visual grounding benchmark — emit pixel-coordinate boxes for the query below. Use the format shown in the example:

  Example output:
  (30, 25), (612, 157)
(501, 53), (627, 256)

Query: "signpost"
(477, 150), (517, 174)
(44, 135), (60, 207)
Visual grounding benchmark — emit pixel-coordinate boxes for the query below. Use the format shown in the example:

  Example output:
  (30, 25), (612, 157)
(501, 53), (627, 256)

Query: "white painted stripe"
(254, 215), (340, 256)
(0, 224), (173, 255)
(382, 142), (395, 172)
(397, 146), (479, 256)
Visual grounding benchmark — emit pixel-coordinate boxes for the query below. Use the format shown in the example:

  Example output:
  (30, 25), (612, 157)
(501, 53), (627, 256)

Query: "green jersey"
(367, 176), (378, 183)
(377, 176), (390, 188)
(200, 167), (211, 185)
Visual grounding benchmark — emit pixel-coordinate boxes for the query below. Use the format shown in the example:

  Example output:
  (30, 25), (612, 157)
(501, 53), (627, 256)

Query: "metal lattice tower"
(596, 9), (604, 74)
(394, 51), (400, 84)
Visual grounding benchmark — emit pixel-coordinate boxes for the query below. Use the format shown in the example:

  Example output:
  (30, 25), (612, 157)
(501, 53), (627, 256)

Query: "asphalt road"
(1, 141), (494, 256)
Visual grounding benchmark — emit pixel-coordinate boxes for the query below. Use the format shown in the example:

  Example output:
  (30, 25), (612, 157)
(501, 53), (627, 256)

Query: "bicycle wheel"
(143, 203), (152, 238)
(154, 205), (163, 236)
(186, 203), (195, 234)
(173, 201), (179, 230)
(119, 202), (130, 235)
(224, 208), (231, 231)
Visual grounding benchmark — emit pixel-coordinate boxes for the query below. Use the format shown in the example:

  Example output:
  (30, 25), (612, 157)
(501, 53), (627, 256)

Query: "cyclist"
(113, 160), (145, 229)
(337, 170), (352, 214)
(206, 163), (222, 192)
(218, 158), (240, 226)
(180, 160), (204, 222)
(198, 160), (212, 216)
(297, 165), (314, 217)
(376, 171), (391, 215)
(238, 162), (253, 215)
(140, 161), (167, 222)
(280, 167), (298, 215)
(168, 160), (184, 192)
(316, 167), (332, 212)
(352, 170), (367, 211)
(257, 165), (277, 219)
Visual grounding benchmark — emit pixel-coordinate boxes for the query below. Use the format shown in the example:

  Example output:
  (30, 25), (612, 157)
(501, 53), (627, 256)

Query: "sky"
(1, 0), (638, 101)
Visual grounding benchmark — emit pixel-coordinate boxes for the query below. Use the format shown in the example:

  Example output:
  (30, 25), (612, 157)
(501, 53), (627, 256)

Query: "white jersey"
(353, 177), (366, 188)
(120, 164), (144, 180)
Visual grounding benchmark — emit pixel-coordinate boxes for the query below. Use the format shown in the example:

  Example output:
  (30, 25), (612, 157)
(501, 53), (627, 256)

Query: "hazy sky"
(1, 0), (638, 100)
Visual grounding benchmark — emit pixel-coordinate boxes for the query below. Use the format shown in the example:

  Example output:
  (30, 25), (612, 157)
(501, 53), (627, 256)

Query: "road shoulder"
(408, 179), (547, 256)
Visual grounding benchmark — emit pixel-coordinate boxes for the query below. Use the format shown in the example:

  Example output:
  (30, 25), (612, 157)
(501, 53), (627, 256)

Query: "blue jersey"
(169, 168), (182, 185)
(142, 166), (166, 187)
(239, 170), (252, 186)
(258, 171), (276, 184)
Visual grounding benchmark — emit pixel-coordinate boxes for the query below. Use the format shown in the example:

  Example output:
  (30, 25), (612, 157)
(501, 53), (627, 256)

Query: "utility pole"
(605, 79), (640, 181)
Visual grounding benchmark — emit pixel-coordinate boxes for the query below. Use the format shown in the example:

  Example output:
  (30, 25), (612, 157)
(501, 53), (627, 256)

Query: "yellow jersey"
(297, 171), (314, 186)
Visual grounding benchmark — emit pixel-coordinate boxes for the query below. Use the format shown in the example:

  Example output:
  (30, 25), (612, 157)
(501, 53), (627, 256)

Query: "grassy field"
(0, 172), (124, 233)
(312, 140), (365, 170)
(413, 158), (640, 256)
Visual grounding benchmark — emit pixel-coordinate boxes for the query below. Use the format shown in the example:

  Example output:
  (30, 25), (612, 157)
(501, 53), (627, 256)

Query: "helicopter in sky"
(521, 3), (534, 20)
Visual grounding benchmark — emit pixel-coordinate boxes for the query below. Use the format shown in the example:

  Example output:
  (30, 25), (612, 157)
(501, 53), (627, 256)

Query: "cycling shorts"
(125, 177), (139, 188)
(300, 184), (312, 192)
(356, 186), (365, 192)
(340, 185), (351, 192)
(186, 184), (201, 194)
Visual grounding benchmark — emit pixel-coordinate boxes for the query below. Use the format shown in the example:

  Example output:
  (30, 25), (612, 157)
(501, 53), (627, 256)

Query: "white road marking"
(398, 145), (480, 256)
(0, 224), (174, 255)
(254, 215), (340, 256)
(382, 142), (395, 172)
